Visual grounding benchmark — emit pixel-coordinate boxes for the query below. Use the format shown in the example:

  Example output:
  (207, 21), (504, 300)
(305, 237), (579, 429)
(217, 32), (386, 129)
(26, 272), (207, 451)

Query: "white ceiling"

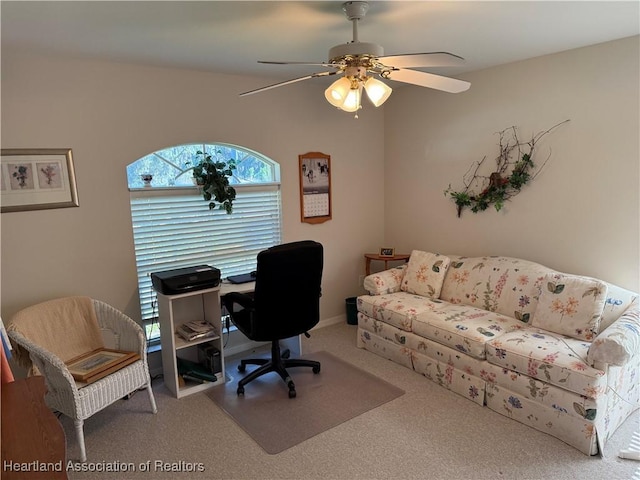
(2, 1), (639, 88)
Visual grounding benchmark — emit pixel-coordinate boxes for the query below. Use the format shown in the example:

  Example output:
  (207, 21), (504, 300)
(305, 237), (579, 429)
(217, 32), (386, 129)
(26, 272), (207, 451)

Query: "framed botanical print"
(1, 148), (79, 213)
(66, 348), (139, 384)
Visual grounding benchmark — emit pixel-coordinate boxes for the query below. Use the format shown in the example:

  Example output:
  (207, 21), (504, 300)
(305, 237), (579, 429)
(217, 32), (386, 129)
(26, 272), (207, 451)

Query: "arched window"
(127, 143), (281, 341)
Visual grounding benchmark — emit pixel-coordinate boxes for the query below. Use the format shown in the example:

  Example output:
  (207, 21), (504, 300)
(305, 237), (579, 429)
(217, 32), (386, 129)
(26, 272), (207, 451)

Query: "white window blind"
(130, 185), (281, 322)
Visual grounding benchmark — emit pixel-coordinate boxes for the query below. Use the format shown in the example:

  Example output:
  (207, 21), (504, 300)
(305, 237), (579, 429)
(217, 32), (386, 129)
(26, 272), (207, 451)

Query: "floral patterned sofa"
(356, 251), (639, 455)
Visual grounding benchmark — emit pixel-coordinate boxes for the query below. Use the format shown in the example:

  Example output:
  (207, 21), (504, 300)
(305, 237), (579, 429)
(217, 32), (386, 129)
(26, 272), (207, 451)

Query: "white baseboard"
(315, 314), (346, 330)
(223, 314), (346, 357)
(223, 338), (269, 358)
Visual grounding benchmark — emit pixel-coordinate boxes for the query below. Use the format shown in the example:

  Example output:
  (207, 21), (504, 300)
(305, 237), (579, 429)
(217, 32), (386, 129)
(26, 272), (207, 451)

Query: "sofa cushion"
(359, 314), (490, 377)
(401, 251), (451, 299)
(357, 292), (447, 332)
(412, 304), (526, 360)
(440, 256), (553, 323)
(531, 273), (608, 341)
(485, 327), (607, 399)
(358, 317), (488, 406)
(356, 326), (414, 370)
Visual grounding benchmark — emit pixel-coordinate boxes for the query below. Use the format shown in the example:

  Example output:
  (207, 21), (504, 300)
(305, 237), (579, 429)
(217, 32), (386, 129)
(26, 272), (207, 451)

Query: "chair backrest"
(8, 296), (105, 372)
(251, 240), (323, 340)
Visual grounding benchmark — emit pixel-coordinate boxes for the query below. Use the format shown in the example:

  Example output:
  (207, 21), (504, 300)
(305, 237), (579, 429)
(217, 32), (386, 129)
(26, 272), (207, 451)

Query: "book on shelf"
(175, 320), (218, 342)
(181, 373), (209, 384)
(177, 357), (219, 383)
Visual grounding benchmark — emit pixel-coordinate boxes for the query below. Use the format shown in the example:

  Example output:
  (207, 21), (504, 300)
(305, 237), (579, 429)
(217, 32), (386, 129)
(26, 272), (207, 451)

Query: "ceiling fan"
(240, 1), (471, 116)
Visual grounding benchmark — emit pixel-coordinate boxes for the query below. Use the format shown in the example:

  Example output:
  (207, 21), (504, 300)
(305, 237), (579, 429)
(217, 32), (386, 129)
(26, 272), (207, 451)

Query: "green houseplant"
(191, 150), (237, 214)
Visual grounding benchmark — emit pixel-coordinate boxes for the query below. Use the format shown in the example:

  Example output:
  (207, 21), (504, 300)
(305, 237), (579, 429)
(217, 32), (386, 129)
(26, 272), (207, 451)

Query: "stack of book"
(177, 357), (219, 384)
(175, 320), (218, 342)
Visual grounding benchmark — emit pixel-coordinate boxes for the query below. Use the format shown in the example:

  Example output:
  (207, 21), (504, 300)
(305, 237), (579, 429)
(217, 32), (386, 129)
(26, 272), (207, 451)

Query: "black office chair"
(222, 240), (323, 398)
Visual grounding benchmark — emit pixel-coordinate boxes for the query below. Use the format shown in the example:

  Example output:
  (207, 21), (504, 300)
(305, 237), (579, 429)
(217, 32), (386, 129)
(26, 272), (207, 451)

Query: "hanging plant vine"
(444, 120), (569, 217)
(191, 150), (237, 214)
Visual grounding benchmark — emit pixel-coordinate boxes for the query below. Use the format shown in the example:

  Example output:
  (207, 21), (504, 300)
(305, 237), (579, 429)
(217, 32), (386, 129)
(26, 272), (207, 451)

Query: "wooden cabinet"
(156, 287), (225, 398)
(1, 377), (67, 479)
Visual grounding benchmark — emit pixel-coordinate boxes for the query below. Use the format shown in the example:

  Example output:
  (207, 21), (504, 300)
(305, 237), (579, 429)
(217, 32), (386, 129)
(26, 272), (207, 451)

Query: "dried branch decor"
(444, 120), (569, 217)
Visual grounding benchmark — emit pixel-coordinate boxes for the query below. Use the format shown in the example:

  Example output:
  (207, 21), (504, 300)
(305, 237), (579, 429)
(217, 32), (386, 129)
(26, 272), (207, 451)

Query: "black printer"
(151, 265), (221, 295)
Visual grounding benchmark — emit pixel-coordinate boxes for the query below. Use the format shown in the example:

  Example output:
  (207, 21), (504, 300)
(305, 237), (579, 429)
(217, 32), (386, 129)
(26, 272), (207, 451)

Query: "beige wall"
(2, 35), (639, 328)
(384, 36), (639, 291)
(0, 50), (386, 322)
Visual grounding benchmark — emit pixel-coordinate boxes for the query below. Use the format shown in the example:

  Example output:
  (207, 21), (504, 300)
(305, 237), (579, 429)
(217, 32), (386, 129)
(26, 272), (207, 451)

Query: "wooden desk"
(1, 376), (68, 479)
(364, 253), (410, 276)
(220, 281), (255, 296)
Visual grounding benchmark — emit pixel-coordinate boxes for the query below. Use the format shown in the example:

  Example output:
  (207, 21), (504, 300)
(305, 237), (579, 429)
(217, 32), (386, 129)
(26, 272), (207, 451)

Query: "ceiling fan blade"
(378, 52), (465, 69)
(258, 61), (336, 67)
(239, 71), (338, 97)
(385, 69), (470, 93)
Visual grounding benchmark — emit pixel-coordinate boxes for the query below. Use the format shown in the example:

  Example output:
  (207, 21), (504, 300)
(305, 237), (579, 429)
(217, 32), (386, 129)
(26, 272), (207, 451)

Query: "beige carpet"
(207, 350), (405, 454)
(57, 323), (639, 479)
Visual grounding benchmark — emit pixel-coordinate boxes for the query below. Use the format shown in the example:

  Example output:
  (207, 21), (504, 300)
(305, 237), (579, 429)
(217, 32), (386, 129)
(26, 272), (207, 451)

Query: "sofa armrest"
(363, 264), (408, 295)
(587, 301), (639, 366)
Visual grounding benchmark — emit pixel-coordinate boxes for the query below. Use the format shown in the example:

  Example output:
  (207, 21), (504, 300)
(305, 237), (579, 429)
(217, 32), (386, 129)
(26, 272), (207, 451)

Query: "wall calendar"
(299, 152), (332, 224)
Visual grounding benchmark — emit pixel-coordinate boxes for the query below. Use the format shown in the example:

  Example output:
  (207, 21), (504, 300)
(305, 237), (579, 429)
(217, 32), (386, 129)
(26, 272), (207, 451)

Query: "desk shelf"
(156, 280), (304, 398)
(174, 333), (221, 351)
(156, 287), (225, 398)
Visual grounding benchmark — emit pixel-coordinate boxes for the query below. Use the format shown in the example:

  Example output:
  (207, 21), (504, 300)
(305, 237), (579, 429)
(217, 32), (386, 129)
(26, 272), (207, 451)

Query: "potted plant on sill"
(191, 150), (237, 214)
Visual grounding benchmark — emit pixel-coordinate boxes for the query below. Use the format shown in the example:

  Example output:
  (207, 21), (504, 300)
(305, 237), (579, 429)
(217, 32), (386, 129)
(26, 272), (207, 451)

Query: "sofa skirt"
(356, 312), (640, 456)
(485, 382), (599, 455)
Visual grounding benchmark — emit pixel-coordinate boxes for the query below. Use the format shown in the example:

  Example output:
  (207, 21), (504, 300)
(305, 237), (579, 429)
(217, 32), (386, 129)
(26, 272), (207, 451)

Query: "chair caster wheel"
(238, 364), (246, 373)
(237, 386), (245, 396)
(312, 365), (321, 374)
(288, 380), (296, 398)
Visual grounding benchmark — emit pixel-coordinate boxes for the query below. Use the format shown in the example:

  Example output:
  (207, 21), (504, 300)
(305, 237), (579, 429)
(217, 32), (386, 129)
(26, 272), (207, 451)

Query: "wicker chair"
(7, 297), (157, 462)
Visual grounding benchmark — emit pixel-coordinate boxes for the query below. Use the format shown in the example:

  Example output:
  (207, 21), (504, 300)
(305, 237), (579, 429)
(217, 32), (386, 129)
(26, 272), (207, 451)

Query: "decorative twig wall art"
(444, 120), (569, 217)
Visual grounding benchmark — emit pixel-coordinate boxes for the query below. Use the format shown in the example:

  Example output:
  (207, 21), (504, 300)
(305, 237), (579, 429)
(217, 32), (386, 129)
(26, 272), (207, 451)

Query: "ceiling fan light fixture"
(324, 76), (352, 108)
(340, 84), (362, 113)
(244, 1), (470, 116)
(364, 77), (392, 107)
